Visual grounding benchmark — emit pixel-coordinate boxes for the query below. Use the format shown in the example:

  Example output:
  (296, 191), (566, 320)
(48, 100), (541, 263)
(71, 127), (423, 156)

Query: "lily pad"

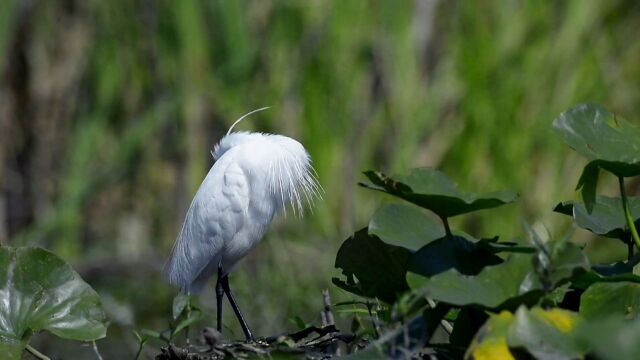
(333, 228), (410, 303)
(359, 168), (518, 218)
(580, 282), (640, 320)
(0, 247), (107, 359)
(554, 195), (640, 240)
(421, 254), (541, 309)
(552, 104), (640, 211)
(368, 203), (444, 251)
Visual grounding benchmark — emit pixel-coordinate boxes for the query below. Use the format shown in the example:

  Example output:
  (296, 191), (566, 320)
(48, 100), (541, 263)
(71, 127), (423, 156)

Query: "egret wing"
(164, 160), (249, 292)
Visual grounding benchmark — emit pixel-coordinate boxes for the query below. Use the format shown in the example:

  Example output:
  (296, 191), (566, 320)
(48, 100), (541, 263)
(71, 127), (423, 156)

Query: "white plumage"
(164, 123), (321, 295)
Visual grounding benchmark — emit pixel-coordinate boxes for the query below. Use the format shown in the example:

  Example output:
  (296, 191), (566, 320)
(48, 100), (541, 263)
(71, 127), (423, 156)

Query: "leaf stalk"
(441, 217), (453, 241)
(25, 344), (51, 360)
(619, 177), (640, 249)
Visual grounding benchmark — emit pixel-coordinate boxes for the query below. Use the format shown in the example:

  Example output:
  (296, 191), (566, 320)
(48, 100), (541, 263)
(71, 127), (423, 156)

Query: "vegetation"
(4, 102), (638, 359)
(331, 103), (640, 359)
(1, 1), (640, 358)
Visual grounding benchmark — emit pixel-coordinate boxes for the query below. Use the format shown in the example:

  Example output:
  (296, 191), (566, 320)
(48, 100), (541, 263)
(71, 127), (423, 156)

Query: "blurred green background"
(1, 0), (639, 358)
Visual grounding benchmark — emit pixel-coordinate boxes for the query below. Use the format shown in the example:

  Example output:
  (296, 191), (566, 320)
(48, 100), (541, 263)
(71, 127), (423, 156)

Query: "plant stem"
(441, 217), (453, 240)
(92, 341), (103, 360)
(25, 344), (50, 360)
(619, 177), (640, 249)
(185, 294), (191, 345)
(426, 298), (453, 334)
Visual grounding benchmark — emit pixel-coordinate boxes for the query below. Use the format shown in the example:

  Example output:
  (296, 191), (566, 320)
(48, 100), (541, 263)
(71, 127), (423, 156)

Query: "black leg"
(220, 275), (254, 341)
(215, 265), (224, 333)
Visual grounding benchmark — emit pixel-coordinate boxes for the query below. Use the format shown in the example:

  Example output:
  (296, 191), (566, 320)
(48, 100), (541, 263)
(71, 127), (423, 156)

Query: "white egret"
(163, 108), (321, 341)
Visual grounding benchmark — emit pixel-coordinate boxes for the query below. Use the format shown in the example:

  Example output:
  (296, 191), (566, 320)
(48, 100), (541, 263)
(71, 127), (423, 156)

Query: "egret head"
(212, 109), (322, 216)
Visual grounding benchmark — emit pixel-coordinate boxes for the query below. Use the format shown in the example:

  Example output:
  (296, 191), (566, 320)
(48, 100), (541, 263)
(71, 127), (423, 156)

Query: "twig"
(321, 290), (340, 355)
(321, 289), (335, 326)
(25, 344), (51, 360)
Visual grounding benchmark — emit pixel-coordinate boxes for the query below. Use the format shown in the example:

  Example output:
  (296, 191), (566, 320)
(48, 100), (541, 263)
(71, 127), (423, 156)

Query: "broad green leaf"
(0, 247), (107, 359)
(333, 228), (410, 303)
(575, 316), (640, 360)
(422, 254), (541, 309)
(465, 311), (515, 360)
(359, 168), (518, 218)
(368, 204), (444, 251)
(580, 282), (640, 320)
(553, 104), (640, 211)
(408, 235), (503, 278)
(406, 272), (427, 290)
(553, 103), (640, 170)
(507, 307), (584, 360)
(555, 195), (640, 240)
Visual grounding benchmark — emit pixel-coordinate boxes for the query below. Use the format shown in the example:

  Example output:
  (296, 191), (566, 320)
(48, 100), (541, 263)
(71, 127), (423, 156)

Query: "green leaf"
(555, 195), (640, 240)
(172, 293), (189, 320)
(580, 282), (640, 320)
(140, 329), (163, 340)
(333, 228), (410, 303)
(0, 247), (107, 359)
(408, 235), (503, 278)
(507, 306), (584, 360)
(553, 104), (640, 202)
(575, 316), (640, 360)
(422, 254), (541, 309)
(368, 204), (444, 251)
(171, 309), (202, 338)
(576, 162), (599, 212)
(359, 168), (518, 218)
(406, 272), (427, 290)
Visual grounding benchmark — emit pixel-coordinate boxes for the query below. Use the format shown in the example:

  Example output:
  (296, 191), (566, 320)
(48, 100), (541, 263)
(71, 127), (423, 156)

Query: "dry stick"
(25, 344), (51, 360)
(321, 290), (335, 326)
(321, 290), (340, 356)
